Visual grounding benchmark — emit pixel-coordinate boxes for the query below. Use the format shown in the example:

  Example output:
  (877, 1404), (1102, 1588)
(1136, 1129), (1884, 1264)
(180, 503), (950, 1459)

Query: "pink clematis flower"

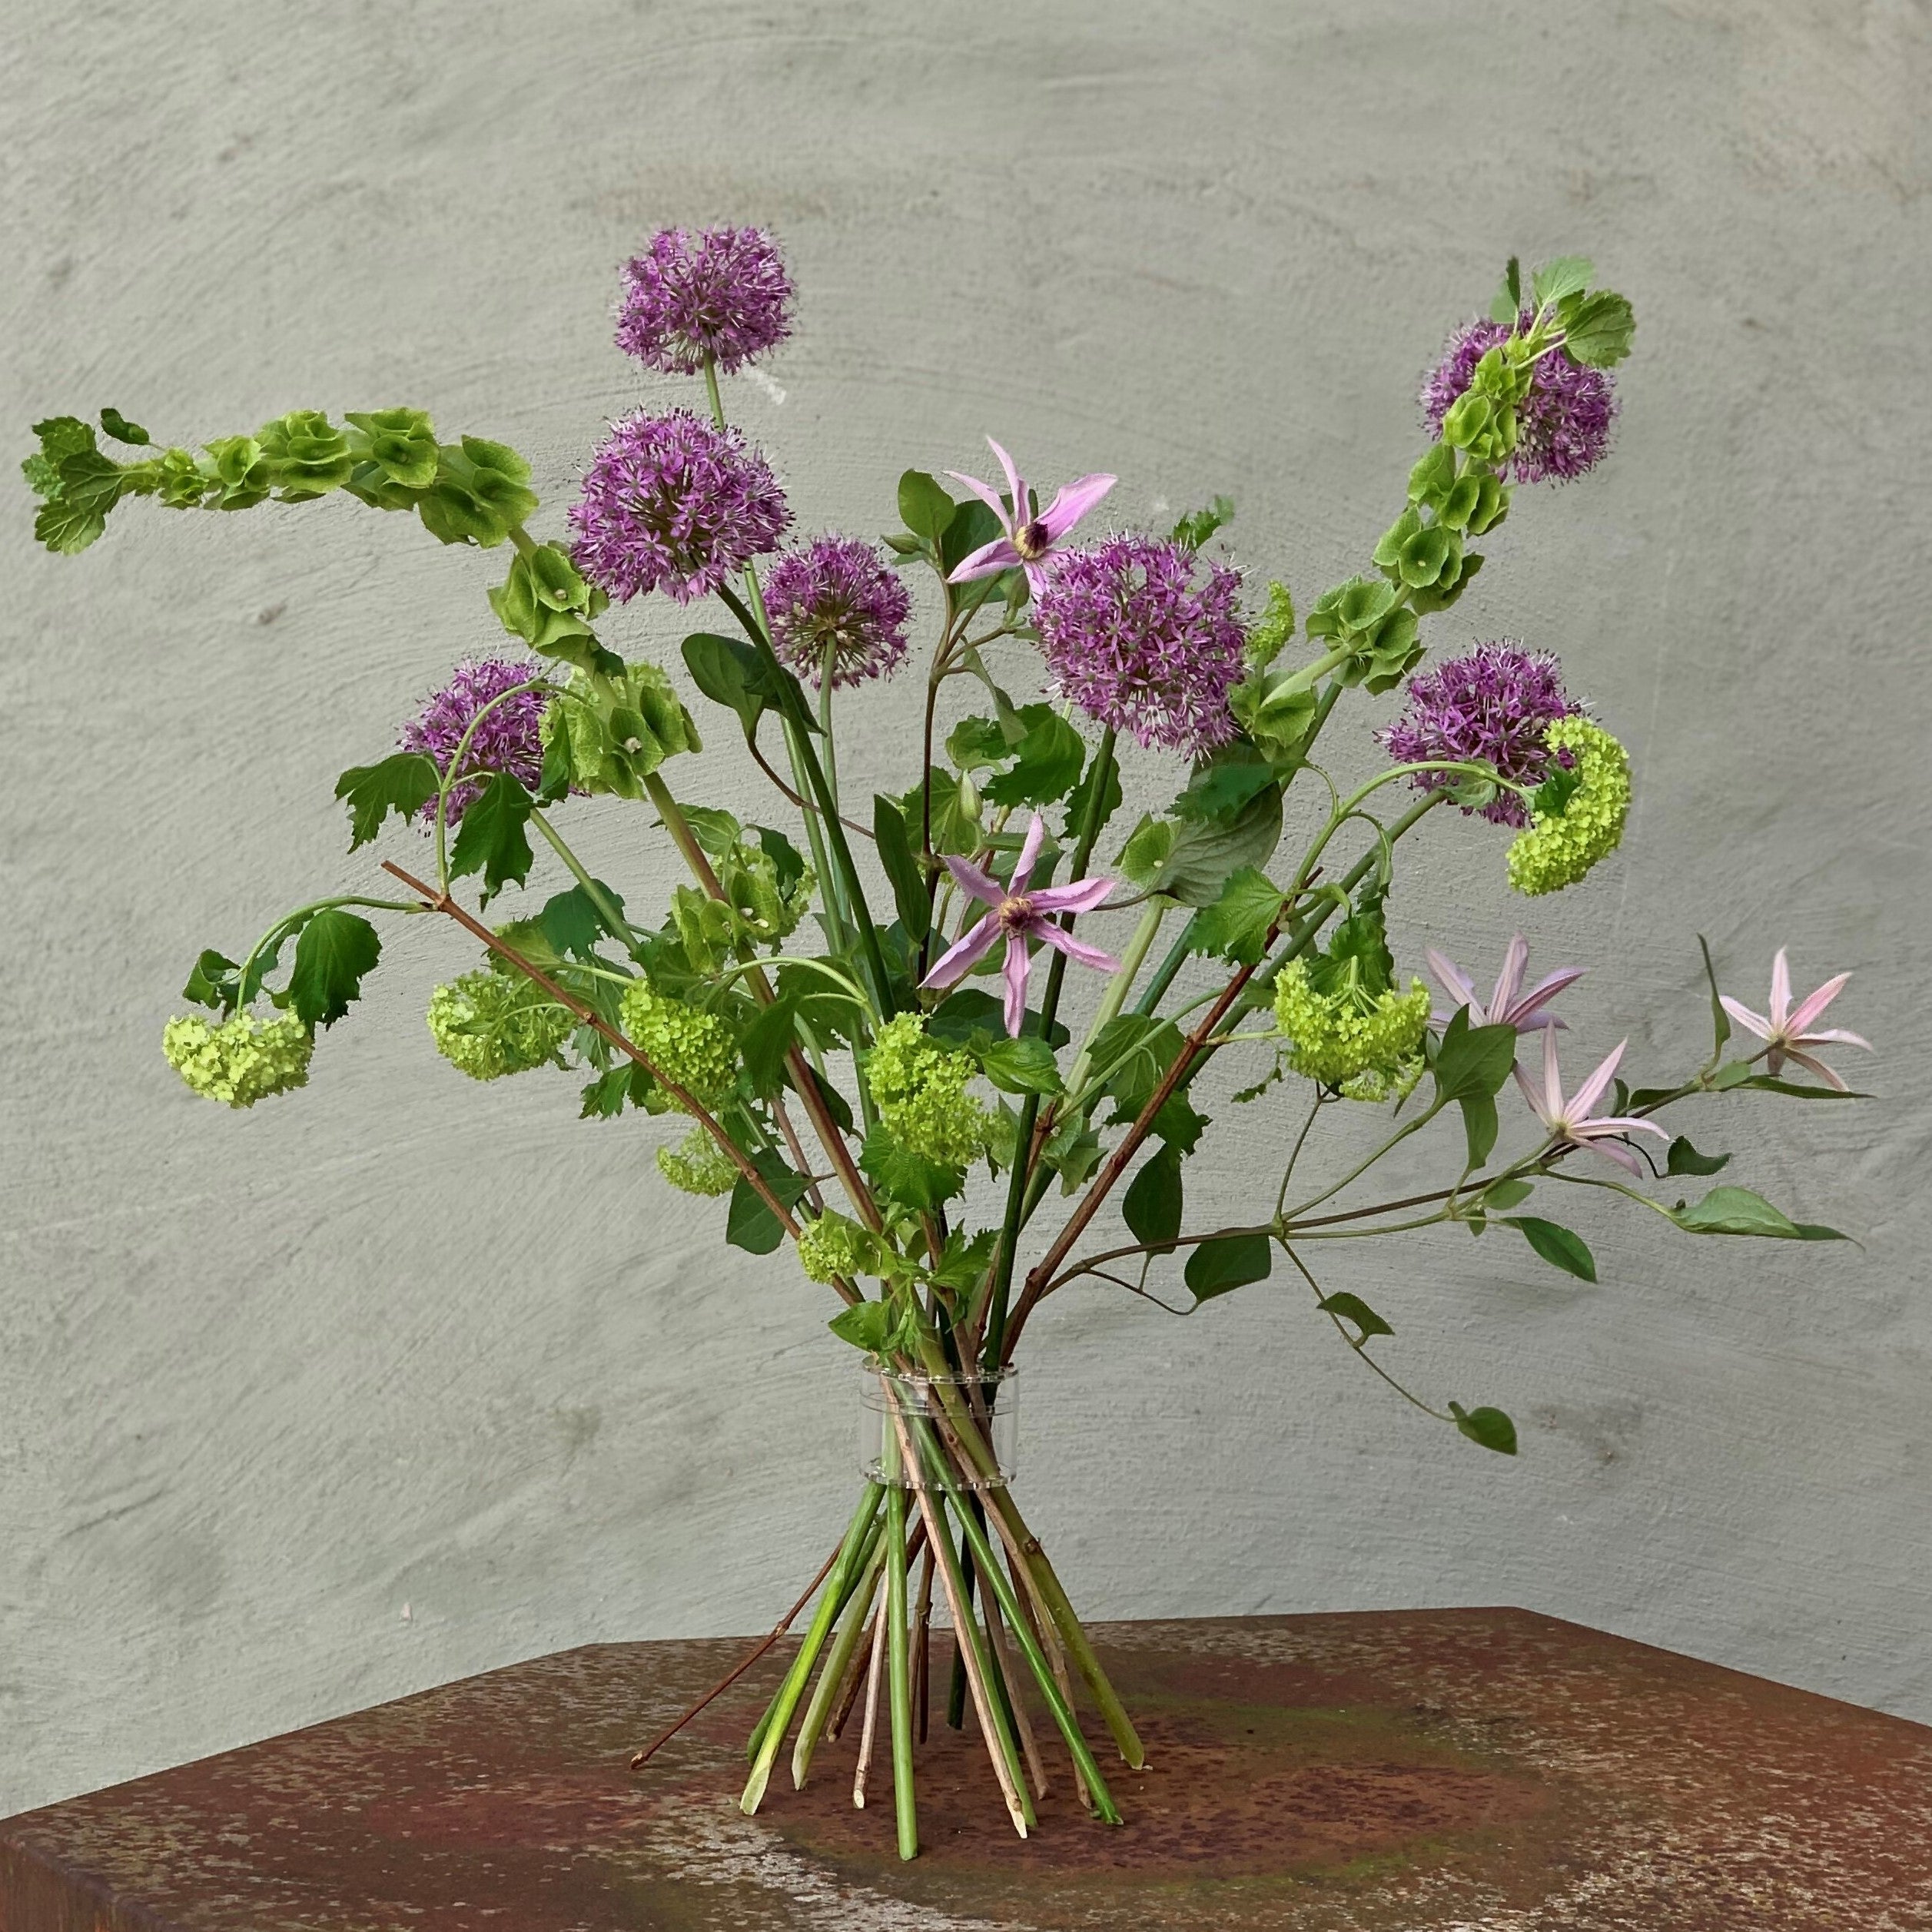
(1718, 948), (1871, 1091)
(944, 437), (1116, 598)
(1513, 1031), (1668, 1177)
(1426, 934), (1583, 1033)
(920, 812), (1120, 1037)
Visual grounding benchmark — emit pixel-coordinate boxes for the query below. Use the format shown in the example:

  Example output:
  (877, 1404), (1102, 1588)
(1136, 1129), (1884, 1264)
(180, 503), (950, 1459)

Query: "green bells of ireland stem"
(1507, 717), (1632, 895)
(161, 1011), (314, 1108)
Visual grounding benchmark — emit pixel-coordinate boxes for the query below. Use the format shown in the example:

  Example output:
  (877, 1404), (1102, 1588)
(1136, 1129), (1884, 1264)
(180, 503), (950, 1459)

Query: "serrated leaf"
(1449, 1402), (1518, 1455)
(828, 1300), (895, 1353)
(1152, 785), (1283, 907)
(980, 705), (1085, 809)
(897, 470), (956, 543)
(1088, 1014), (1183, 1118)
(287, 909), (381, 1029)
(1173, 745), (1277, 824)
(1123, 1144), (1182, 1253)
(1665, 1135), (1730, 1177)
(334, 752), (440, 851)
(969, 1032), (1063, 1097)
(1319, 1291), (1393, 1343)
(1556, 288), (1636, 368)
(1188, 865), (1283, 965)
(1185, 1232), (1272, 1302)
(740, 994), (801, 1099)
(181, 948), (241, 1014)
(448, 772), (535, 902)
(1532, 256), (1592, 307)
(860, 1122), (964, 1213)
(1170, 494), (1235, 550)
(33, 496), (108, 553)
(1505, 1215), (1596, 1281)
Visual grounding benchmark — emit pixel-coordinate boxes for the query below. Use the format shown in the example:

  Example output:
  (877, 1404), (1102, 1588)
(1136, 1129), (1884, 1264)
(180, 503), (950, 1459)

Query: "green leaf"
(1061, 741), (1124, 848)
(579, 1064), (656, 1119)
(1665, 1135), (1730, 1177)
(1459, 1092), (1499, 1170)
(980, 705), (1085, 809)
(1710, 1060), (1753, 1090)
(860, 1122), (963, 1213)
(1318, 1291), (1393, 1343)
(929, 1227), (999, 1294)
(1432, 1009), (1520, 1102)
(1481, 1177), (1534, 1211)
(969, 1032), (1064, 1097)
(34, 495), (108, 553)
(181, 948), (241, 1014)
(1087, 1014), (1183, 1117)
(1489, 255), (1523, 323)
(1170, 494), (1235, 550)
(1123, 1144), (1183, 1253)
(740, 994), (801, 1099)
(1505, 1216), (1597, 1282)
(99, 407), (151, 446)
(1449, 1402), (1518, 1455)
(897, 470), (956, 543)
(334, 752), (440, 851)
(1188, 865), (1283, 965)
(1556, 288), (1636, 368)
(287, 909), (381, 1030)
(938, 497), (1004, 578)
(448, 772), (535, 902)
(1173, 744), (1277, 823)
(1737, 1075), (1870, 1100)
(1696, 935), (1731, 1064)
(828, 1300), (895, 1353)
(1151, 785), (1283, 907)
(344, 408), (440, 490)
(946, 715), (1010, 773)
(927, 987), (1069, 1050)
(871, 794), (931, 944)
(1670, 1185), (1843, 1240)
(1532, 256), (1592, 307)
(1116, 814), (1174, 891)
(1185, 1232), (1273, 1302)
(725, 1150), (811, 1256)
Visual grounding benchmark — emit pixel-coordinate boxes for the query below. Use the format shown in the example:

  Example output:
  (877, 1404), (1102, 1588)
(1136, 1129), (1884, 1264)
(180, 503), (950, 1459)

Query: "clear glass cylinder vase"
(858, 1360), (1017, 1490)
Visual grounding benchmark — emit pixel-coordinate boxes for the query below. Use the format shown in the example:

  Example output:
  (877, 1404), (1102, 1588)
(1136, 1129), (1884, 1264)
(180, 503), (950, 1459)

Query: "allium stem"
(885, 1479), (918, 1860)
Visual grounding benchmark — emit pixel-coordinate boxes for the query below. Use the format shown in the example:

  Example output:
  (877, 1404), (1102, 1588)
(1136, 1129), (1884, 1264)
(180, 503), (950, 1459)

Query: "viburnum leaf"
(448, 773), (535, 902)
(335, 752), (441, 851)
(287, 909), (382, 1029)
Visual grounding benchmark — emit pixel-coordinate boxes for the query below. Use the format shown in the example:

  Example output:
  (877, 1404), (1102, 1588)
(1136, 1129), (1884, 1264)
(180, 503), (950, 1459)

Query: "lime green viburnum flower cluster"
(427, 968), (575, 1081)
(863, 1014), (993, 1169)
(1507, 718), (1632, 896)
(618, 979), (737, 1109)
(795, 1210), (884, 1286)
(1273, 962), (1431, 1096)
(656, 1124), (741, 1197)
(161, 1011), (314, 1108)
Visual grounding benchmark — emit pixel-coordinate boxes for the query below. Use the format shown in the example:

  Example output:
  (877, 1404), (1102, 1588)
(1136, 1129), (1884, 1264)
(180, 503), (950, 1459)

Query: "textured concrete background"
(4, 0), (1929, 1817)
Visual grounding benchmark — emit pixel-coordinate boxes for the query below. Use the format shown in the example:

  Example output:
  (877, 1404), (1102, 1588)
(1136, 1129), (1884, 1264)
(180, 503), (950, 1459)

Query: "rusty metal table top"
(5, 1608), (1930, 1930)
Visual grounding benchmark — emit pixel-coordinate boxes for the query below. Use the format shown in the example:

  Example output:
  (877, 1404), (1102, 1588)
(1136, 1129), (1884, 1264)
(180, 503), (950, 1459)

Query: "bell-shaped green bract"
(427, 968), (575, 1081)
(255, 410), (354, 502)
(1273, 963), (1431, 1094)
(1306, 576), (1424, 693)
(414, 435), (539, 549)
(617, 979), (735, 1109)
(795, 1210), (884, 1286)
(202, 434), (274, 510)
(1507, 718), (1632, 896)
(488, 542), (612, 667)
(162, 1011), (314, 1107)
(539, 661), (702, 801)
(863, 1013), (993, 1170)
(656, 1124), (741, 1197)
(344, 408), (440, 494)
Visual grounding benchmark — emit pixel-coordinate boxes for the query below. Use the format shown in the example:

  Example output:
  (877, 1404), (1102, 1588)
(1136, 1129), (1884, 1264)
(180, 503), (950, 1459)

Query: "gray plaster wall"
(4, 0), (1929, 1817)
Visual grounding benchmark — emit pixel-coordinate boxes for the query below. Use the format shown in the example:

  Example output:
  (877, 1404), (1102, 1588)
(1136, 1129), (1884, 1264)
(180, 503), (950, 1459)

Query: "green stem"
(885, 1482), (918, 1861)
(979, 728), (1118, 1369)
(1282, 1098), (1447, 1223)
(234, 895), (423, 1008)
(529, 810), (635, 953)
(1062, 897), (1168, 1099)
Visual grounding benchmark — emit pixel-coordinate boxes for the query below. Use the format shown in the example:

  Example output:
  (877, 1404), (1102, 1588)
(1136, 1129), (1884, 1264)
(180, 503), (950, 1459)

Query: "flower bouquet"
(25, 231), (1871, 1859)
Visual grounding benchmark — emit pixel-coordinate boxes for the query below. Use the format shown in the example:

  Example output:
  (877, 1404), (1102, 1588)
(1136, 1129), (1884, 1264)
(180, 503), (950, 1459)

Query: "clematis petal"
(1770, 948), (1791, 1031)
(1489, 934), (1529, 1023)
(1780, 1048), (1850, 1092)
(1037, 472), (1117, 542)
(1569, 1039), (1628, 1123)
(1511, 967), (1586, 1025)
(1426, 947), (1479, 1014)
(1514, 1057), (1555, 1130)
(1034, 924), (1120, 974)
(942, 854), (1005, 907)
(1578, 1135), (1646, 1176)
(1576, 1115), (1670, 1141)
(920, 915), (1001, 991)
(1785, 971), (1851, 1038)
(986, 438), (1027, 520)
(1011, 812), (1047, 894)
(944, 469), (1019, 536)
(1795, 1026), (1871, 1051)
(1027, 875), (1115, 915)
(1002, 934), (1032, 1037)
(1719, 996), (1774, 1041)
(1539, 1024), (1565, 1120)
(948, 535), (1024, 584)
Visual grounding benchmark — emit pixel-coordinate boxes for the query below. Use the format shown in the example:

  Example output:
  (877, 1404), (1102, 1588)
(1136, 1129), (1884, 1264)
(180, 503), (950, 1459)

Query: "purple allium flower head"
(1421, 314), (1617, 483)
(569, 409), (790, 605)
(615, 226), (794, 376)
(765, 534), (913, 688)
(1033, 535), (1246, 755)
(1378, 642), (1581, 827)
(399, 656), (552, 826)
